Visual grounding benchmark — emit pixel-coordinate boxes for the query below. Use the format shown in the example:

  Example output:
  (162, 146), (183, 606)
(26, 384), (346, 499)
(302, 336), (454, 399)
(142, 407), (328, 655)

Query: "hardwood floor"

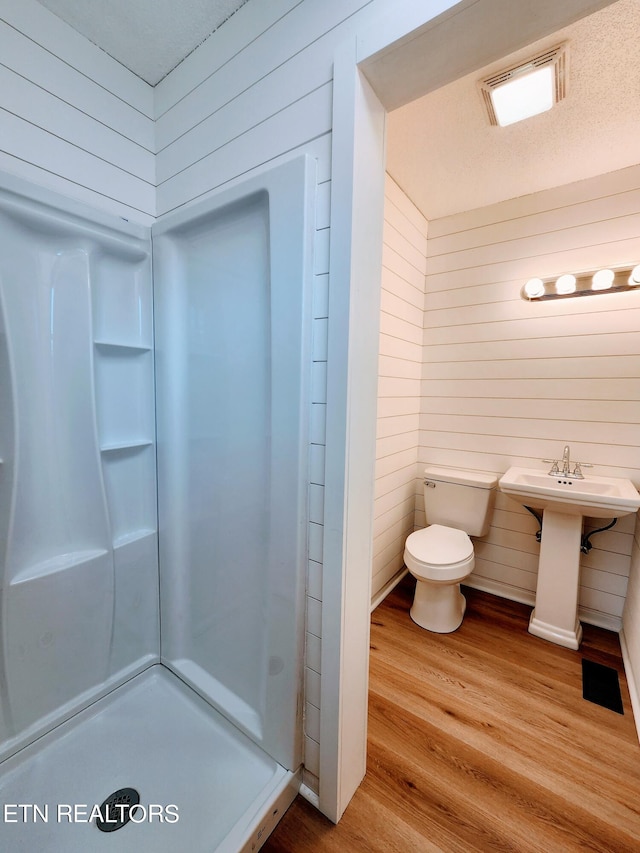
(263, 578), (640, 852)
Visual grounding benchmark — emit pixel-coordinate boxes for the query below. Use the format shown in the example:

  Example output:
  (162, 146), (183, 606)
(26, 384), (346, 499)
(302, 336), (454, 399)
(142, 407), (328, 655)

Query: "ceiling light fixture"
(521, 265), (640, 301)
(479, 43), (569, 127)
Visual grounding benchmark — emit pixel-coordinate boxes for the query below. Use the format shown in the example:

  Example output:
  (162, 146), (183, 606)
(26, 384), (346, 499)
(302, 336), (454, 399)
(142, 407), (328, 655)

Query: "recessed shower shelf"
(114, 528), (156, 549)
(101, 440), (153, 453)
(94, 340), (151, 353)
(101, 443), (156, 546)
(11, 549), (110, 585)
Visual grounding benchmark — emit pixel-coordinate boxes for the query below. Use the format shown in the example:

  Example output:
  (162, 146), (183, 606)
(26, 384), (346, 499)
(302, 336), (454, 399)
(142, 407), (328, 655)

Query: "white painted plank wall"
(372, 174), (426, 601)
(304, 172), (331, 795)
(0, 0), (155, 223)
(153, 0), (390, 216)
(421, 164), (640, 630)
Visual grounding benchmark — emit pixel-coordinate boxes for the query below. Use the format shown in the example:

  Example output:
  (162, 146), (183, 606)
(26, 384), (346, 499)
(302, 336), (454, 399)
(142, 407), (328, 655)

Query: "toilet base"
(410, 579), (467, 633)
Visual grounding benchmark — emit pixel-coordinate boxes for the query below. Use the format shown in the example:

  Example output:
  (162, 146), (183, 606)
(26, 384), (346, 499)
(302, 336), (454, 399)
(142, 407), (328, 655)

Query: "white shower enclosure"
(0, 155), (314, 851)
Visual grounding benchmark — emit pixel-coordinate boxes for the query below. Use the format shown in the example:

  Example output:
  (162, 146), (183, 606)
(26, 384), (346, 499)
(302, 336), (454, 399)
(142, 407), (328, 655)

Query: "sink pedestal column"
(529, 509), (583, 650)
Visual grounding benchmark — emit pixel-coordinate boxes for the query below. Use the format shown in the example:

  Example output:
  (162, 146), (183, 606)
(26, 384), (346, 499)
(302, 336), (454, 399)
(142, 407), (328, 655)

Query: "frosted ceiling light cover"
(490, 67), (554, 127)
(479, 43), (568, 128)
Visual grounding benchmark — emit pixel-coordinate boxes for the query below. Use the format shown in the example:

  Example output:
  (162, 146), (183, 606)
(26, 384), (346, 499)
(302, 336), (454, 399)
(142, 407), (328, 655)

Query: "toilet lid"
(406, 524), (473, 566)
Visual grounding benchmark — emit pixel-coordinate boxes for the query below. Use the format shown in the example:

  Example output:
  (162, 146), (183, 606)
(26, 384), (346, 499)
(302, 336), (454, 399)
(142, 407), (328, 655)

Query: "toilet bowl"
(404, 524), (474, 633)
(403, 466), (498, 633)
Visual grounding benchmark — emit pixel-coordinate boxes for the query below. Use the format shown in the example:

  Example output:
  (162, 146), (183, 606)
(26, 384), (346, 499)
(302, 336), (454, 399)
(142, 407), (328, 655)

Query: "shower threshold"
(0, 665), (299, 852)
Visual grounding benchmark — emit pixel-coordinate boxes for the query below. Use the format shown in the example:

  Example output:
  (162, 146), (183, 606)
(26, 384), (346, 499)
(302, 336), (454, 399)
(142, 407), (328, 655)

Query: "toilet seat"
(404, 524), (474, 582)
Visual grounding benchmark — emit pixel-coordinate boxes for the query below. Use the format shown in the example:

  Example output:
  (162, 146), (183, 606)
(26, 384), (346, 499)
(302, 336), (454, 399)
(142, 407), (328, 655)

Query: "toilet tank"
(423, 466), (498, 536)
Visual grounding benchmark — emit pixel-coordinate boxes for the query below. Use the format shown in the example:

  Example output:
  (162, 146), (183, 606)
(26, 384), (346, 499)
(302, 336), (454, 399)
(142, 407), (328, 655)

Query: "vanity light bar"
(521, 264), (640, 301)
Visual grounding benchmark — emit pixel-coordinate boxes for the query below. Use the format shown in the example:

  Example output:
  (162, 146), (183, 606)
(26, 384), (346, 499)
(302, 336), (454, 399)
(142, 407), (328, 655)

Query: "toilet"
(403, 467), (498, 633)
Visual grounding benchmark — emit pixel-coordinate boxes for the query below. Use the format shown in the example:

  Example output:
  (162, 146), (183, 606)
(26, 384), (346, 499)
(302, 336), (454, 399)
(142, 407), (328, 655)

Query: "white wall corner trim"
(371, 568), (409, 612)
(619, 629), (640, 745)
(320, 36), (386, 823)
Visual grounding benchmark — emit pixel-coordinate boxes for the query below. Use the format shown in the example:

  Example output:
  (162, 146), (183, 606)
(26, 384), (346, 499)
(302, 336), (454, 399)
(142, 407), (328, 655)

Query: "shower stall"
(0, 155), (314, 851)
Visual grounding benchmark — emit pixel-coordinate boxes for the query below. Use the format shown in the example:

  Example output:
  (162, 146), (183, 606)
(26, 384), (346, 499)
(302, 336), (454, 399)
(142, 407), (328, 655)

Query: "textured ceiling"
(386, 0), (639, 220)
(36, 0), (248, 84)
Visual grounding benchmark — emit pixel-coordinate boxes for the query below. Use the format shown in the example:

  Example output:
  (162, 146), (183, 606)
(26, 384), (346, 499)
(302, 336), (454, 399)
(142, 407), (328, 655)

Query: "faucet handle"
(542, 459), (560, 475)
(572, 461), (592, 479)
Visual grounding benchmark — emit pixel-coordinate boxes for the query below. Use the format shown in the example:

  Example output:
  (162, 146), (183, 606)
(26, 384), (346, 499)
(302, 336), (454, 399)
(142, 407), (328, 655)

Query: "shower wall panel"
(153, 155), (315, 772)
(0, 175), (159, 761)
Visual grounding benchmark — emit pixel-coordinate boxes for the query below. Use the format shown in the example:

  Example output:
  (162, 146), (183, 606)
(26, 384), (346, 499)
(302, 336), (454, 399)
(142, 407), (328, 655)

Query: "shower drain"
(95, 787), (140, 833)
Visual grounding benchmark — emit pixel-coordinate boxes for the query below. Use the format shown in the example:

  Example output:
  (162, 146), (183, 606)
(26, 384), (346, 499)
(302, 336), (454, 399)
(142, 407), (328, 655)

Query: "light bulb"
(592, 269), (614, 290)
(523, 277), (545, 298)
(628, 265), (640, 286)
(555, 274), (576, 295)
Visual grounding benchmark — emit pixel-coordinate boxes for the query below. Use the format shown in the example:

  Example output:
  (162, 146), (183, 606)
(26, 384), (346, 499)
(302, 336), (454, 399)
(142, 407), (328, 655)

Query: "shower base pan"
(0, 665), (299, 852)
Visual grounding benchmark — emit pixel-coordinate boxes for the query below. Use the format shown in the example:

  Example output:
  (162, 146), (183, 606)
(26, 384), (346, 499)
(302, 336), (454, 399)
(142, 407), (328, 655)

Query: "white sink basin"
(499, 466), (640, 519)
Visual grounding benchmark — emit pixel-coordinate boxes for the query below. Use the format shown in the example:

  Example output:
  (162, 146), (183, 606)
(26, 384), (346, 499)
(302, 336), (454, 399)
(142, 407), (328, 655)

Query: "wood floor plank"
(263, 579), (640, 852)
(368, 656), (640, 810)
(367, 695), (639, 852)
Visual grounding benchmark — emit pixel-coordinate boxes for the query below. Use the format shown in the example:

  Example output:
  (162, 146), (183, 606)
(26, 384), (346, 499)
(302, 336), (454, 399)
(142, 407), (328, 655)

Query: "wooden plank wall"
(372, 175), (427, 602)
(0, 0), (155, 222)
(421, 164), (640, 631)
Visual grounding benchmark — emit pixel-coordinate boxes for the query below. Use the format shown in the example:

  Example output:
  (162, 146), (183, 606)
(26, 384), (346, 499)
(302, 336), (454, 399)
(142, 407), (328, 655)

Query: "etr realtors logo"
(3, 802), (179, 824)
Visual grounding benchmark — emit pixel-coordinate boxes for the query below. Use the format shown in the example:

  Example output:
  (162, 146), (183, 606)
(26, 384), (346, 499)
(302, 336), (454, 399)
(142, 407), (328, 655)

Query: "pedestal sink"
(499, 466), (640, 649)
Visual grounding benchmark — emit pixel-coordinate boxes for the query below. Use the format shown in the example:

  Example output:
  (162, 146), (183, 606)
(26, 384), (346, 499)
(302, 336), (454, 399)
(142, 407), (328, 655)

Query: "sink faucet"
(542, 445), (592, 478)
